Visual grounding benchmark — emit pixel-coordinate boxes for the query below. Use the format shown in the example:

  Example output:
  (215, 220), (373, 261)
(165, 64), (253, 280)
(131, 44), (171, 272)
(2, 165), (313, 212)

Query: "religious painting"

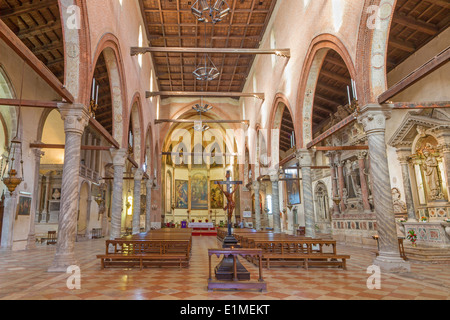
(175, 180), (188, 209)
(17, 196), (32, 216)
(190, 171), (208, 210)
(166, 171), (172, 213)
(210, 180), (224, 209)
(285, 169), (301, 205)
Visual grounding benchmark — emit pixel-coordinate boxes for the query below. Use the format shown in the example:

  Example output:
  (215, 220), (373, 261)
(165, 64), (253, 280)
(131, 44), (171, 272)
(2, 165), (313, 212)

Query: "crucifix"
(213, 171), (250, 282)
(215, 171), (242, 247)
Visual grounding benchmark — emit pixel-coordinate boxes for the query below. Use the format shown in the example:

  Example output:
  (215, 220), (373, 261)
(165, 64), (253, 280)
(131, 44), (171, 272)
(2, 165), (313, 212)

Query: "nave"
(0, 237), (449, 300)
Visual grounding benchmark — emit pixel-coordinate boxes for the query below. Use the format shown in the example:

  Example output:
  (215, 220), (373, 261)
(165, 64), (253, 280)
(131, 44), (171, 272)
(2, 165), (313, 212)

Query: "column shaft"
(110, 149), (127, 240)
(358, 104), (410, 273)
(48, 104), (89, 272)
(132, 169), (144, 234)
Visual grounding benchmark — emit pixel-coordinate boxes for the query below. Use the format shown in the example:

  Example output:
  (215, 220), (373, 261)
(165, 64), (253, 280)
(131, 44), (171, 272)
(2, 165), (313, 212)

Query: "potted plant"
(420, 216), (428, 223)
(407, 229), (417, 247)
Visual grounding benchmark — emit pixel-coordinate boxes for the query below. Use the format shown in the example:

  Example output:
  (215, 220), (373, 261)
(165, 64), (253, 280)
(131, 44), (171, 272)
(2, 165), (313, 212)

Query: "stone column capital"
(252, 180), (260, 191)
(146, 178), (154, 189)
(58, 103), (90, 135)
(110, 148), (128, 166)
(296, 148), (315, 167)
(33, 147), (45, 160)
(357, 150), (368, 160)
(269, 170), (280, 182)
(134, 168), (144, 180)
(357, 104), (391, 135)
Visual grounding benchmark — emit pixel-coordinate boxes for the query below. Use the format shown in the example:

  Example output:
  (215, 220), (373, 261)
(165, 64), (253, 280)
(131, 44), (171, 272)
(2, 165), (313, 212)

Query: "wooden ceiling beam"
(131, 47), (290, 58)
(146, 91), (264, 100)
(392, 14), (439, 36)
(379, 46), (450, 104)
(0, 19), (74, 103)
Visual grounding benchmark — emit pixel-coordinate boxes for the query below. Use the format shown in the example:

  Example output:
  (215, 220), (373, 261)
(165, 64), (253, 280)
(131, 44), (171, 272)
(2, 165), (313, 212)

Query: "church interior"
(0, 0), (449, 301)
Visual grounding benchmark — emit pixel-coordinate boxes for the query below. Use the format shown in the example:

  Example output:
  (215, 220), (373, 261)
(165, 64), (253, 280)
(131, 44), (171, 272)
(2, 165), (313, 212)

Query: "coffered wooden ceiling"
(387, 0), (450, 72)
(140, 0), (278, 95)
(0, 0), (65, 83)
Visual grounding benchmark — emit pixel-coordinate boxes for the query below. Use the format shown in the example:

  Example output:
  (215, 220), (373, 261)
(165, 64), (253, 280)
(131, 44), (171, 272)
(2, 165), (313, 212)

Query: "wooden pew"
(97, 239), (190, 270)
(249, 239), (350, 270)
(234, 231), (350, 270)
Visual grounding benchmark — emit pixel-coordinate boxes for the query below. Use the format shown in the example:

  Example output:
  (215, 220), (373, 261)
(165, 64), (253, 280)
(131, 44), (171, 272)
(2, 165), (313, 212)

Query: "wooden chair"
(47, 231), (57, 245)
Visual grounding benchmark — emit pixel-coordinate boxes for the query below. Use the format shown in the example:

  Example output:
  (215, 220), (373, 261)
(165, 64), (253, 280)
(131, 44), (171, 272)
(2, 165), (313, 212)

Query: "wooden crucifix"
(215, 171), (242, 243)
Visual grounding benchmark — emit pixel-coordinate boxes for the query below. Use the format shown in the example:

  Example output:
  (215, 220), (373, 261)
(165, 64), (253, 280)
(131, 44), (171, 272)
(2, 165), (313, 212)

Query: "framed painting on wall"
(190, 171), (208, 210)
(285, 169), (301, 205)
(210, 180), (224, 209)
(175, 180), (188, 209)
(17, 196), (32, 216)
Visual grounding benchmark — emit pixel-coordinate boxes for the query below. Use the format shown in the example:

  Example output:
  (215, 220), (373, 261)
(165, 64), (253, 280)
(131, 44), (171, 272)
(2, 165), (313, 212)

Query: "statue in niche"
(422, 145), (444, 200)
(391, 187), (407, 213)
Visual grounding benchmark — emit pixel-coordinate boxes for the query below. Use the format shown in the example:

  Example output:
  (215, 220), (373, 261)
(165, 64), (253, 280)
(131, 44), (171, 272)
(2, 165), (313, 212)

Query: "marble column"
(326, 152), (340, 215)
(358, 104), (410, 273)
(145, 178), (153, 232)
(357, 151), (372, 213)
(297, 149), (316, 238)
(109, 148), (128, 240)
(132, 168), (144, 234)
(397, 149), (417, 222)
(41, 173), (51, 223)
(269, 170), (281, 233)
(252, 180), (262, 231)
(26, 148), (45, 249)
(1, 191), (18, 250)
(48, 104), (89, 272)
(337, 158), (346, 213)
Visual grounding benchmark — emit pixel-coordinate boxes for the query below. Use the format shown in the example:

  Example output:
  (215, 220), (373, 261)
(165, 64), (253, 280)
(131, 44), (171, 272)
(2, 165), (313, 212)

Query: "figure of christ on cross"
(215, 171), (242, 243)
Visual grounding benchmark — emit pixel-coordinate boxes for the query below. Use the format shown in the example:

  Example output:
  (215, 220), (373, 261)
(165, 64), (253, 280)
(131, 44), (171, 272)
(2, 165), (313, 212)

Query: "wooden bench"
(244, 238), (350, 270)
(97, 239), (190, 270)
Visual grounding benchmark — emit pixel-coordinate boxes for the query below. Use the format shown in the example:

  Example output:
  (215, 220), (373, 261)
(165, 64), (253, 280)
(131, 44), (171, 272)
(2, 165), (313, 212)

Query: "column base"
(26, 235), (37, 250)
(373, 252), (410, 273)
(47, 252), (78, 273)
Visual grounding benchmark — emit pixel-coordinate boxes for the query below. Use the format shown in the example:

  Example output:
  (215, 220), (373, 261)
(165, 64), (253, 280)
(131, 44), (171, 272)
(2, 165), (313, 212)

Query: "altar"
(189, 222), (214, 229)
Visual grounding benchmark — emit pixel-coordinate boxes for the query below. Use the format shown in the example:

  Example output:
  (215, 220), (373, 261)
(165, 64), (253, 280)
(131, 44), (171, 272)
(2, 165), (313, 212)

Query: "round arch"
(90, 34), (128, 147)
(127, 92), (145, 165)
(356, 0), (398, 105)
(296, 34), (357, 148)
(267, 93), (296, 162)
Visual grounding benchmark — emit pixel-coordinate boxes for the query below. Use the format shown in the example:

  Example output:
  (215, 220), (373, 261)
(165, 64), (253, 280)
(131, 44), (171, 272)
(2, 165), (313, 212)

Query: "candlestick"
(95, 84), (99, 105)
(92, 78), (96, 100)
(347, 86), (351, 106)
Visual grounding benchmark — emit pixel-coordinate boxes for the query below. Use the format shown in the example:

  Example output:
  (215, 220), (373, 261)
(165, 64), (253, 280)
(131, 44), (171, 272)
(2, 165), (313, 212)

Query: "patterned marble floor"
(0, 236), (449, 300)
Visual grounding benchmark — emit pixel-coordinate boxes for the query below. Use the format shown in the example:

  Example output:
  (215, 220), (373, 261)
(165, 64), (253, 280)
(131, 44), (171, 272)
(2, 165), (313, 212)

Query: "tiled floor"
(0, 236), (449, 300)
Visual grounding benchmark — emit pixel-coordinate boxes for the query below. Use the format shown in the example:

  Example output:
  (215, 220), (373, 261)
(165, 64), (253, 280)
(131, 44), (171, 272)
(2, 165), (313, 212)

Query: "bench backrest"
(248, 239), (337, 255)
(106, 240), (190, 256)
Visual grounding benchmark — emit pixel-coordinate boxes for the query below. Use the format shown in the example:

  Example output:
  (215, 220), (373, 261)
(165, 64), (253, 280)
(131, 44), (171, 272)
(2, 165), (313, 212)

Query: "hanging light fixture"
(193, 97), (212, 132)
(191, 0), (231, 24)
(2, 62), (25, 195)
(193, 54), (220, 81)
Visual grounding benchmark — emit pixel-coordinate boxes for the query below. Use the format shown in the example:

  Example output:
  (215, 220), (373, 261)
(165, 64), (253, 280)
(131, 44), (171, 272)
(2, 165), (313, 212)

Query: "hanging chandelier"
(2, 62), (25, 195)
(2, 137), (24, 194)
(193, 54), (220, 81)
(193, 99), (212, 132)
(191, 0), (231, 24)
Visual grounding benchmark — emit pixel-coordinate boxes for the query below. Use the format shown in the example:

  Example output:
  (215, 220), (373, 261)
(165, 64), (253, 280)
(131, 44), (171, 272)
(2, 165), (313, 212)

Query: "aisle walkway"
(0, 237), (449, 300)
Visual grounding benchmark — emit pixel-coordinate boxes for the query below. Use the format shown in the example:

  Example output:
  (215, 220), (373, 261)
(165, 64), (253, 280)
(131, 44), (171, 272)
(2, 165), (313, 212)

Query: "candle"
(347, 86), (351, 106)
(92, 78), (95, 100)
(95, 84), (99, 105)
